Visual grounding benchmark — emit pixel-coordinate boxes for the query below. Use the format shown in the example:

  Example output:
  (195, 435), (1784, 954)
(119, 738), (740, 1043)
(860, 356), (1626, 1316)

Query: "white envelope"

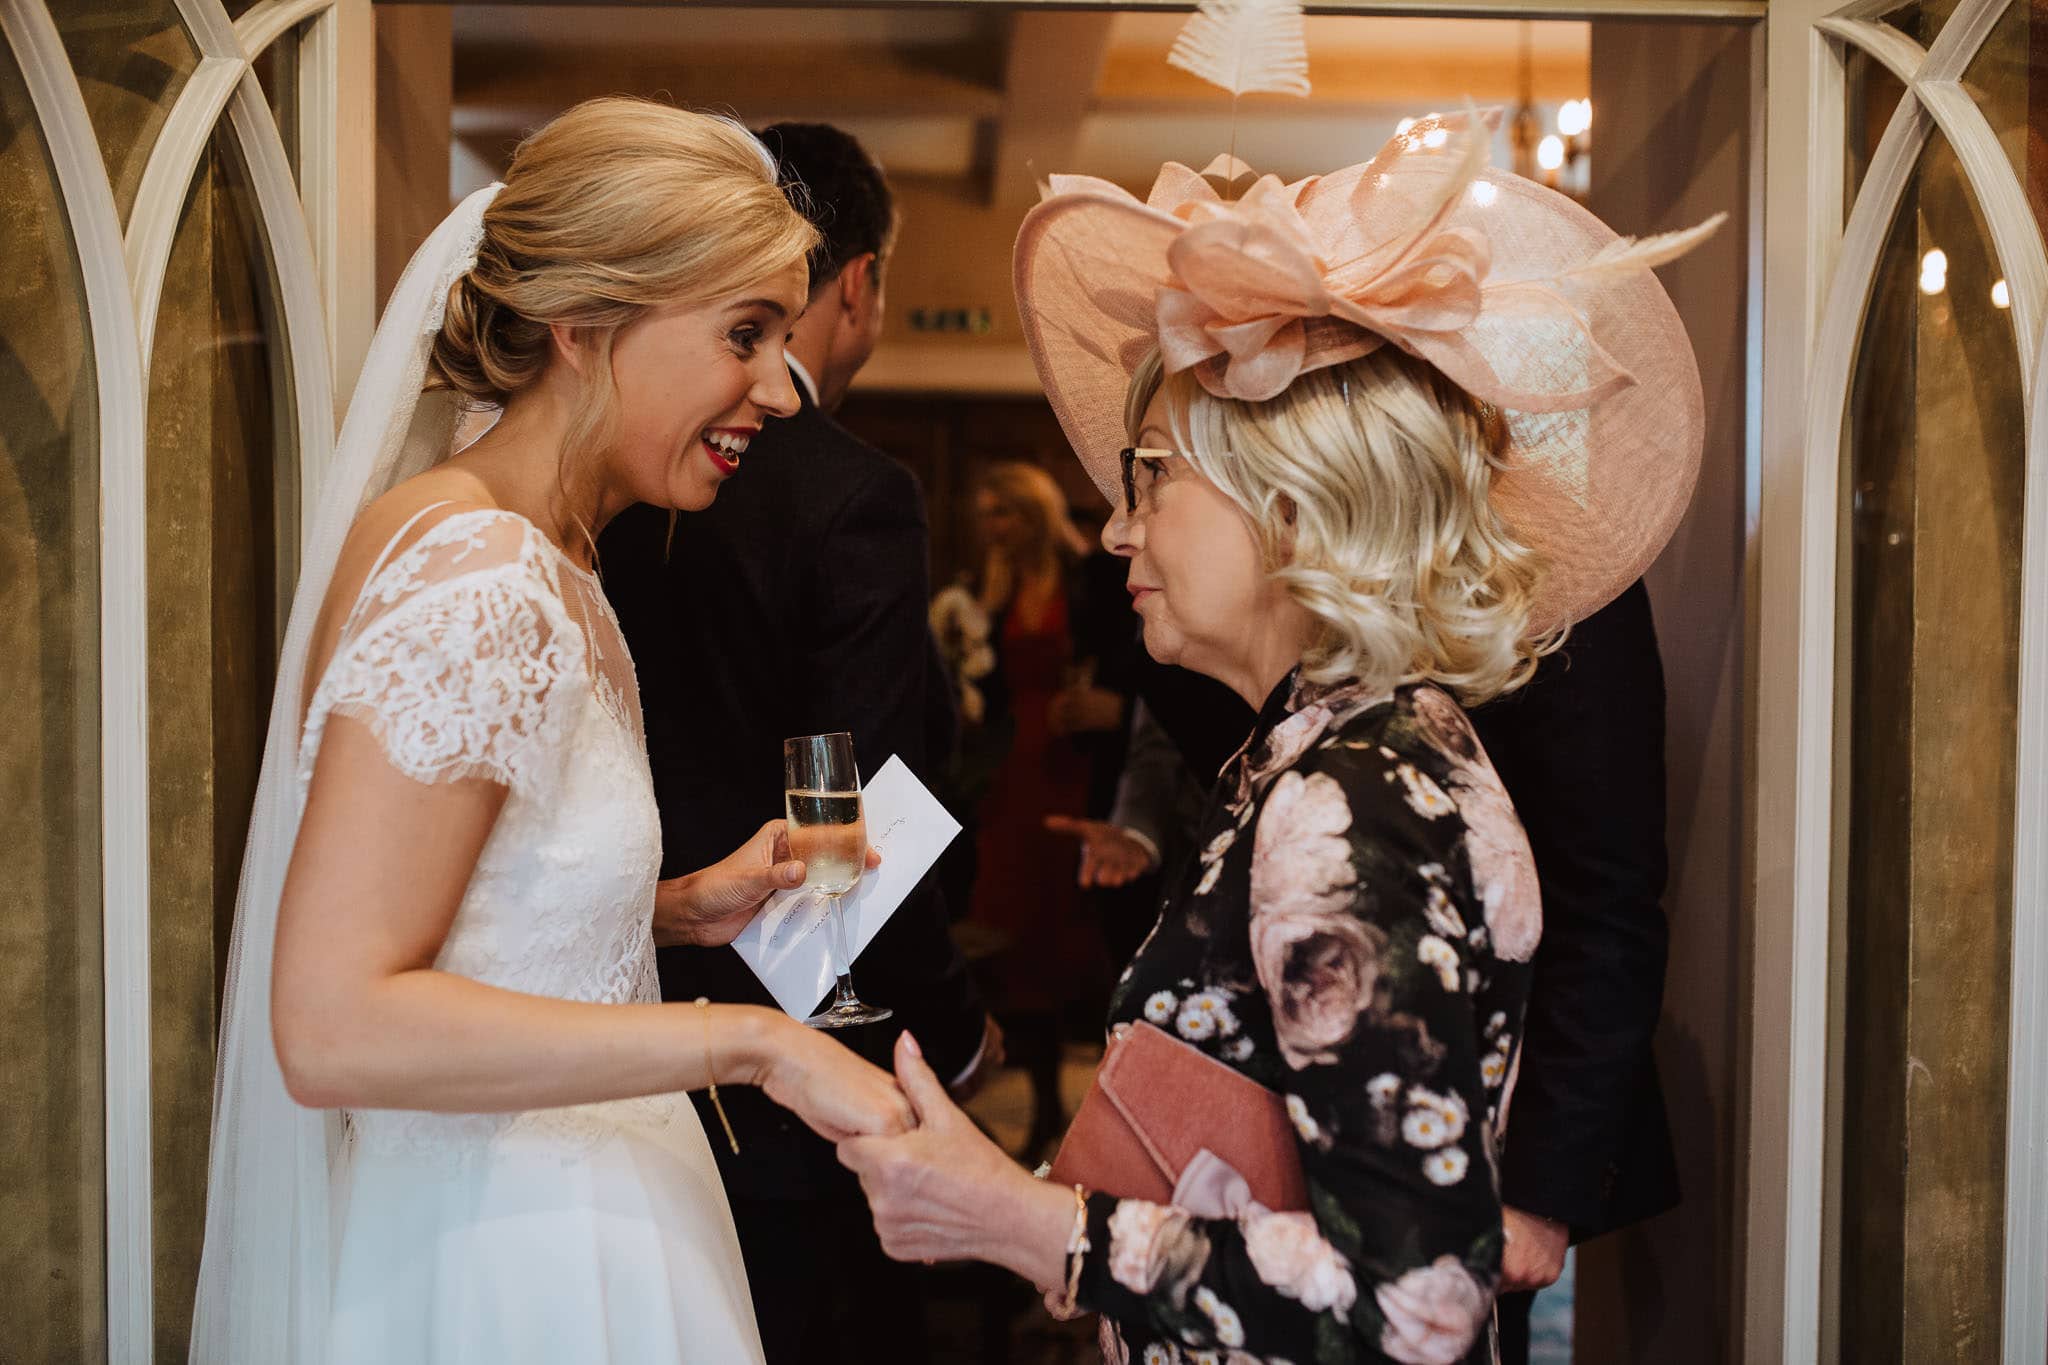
(728, 754), (962, 1019)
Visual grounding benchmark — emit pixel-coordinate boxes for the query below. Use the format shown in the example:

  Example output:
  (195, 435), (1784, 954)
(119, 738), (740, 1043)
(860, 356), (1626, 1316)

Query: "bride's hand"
(654, 820), (881, 948)
(836, 1033), (1073, 1284)
(757, 1019), (916, 1144)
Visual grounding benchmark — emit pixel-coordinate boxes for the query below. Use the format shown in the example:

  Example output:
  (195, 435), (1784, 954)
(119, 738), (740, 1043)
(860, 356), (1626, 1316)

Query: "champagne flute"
(783, 732), (892, 1028)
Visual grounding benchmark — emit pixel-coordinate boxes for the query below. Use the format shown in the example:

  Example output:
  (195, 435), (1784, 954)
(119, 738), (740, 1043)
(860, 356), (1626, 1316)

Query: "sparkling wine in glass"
(783, 732), (891, 1028)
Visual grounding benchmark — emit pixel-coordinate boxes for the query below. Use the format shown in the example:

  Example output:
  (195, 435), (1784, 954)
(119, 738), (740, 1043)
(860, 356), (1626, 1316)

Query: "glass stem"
(827, 893), (856, 998)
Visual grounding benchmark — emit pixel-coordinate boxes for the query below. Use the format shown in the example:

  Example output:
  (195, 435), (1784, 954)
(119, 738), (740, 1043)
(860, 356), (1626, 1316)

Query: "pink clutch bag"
(1048, 1021), (1310, 1214)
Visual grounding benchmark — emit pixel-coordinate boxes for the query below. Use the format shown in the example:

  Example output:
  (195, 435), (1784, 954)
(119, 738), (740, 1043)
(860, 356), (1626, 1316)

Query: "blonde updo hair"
(1125, 347), (1557, 705)
(429, 97), (817, 487)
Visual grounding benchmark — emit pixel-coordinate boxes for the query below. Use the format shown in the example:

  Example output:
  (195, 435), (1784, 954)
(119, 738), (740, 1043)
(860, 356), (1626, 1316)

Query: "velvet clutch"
(1048, 1021), (1310, 1214)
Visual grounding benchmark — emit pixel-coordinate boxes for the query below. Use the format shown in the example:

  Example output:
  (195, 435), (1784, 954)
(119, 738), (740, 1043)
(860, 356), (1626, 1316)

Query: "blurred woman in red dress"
(963, 461), (1129, 1156)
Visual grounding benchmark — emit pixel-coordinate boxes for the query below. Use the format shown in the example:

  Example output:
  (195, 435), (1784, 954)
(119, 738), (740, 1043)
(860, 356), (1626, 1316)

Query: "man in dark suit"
(599, 123), (992, 1365)
(1469, 579), (1681, 1363)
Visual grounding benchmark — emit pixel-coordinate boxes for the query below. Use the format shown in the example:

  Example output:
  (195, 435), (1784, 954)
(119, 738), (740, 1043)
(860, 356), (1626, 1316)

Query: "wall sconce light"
(1508, 26), (1589, 197)
(1539, 100), (1590, 190)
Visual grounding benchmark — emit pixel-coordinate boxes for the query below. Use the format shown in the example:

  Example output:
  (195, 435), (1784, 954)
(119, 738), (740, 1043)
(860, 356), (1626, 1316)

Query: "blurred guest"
(962, 459), (1132, 1157)
(598, 121), (993, 1365)
(928, 580), (1007, 926)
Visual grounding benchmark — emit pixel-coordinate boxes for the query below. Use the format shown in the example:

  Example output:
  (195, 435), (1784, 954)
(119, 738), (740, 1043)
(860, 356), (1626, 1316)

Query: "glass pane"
(1877, 0), (1949, 50)
(251, 27), (300, 188)
(1839, 128), (2021, 1362)
(50, 0), (201, 224)
(143, 127), (296, 1358)
(1846, 42), (1911, 216)
(1960, 0), (2048, 238)
(0, 34), (107, 1365)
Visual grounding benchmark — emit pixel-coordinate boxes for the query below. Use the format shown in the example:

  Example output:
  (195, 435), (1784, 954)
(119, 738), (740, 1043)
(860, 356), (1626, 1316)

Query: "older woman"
(839, 111), (1712, 1365)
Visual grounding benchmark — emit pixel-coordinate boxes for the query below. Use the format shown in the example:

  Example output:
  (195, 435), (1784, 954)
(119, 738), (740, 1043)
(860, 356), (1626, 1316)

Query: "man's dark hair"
(756, 122), (897, 297)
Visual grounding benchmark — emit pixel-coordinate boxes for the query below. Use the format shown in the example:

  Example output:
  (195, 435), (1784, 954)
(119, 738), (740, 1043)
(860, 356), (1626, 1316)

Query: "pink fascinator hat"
(1012, 108), (1723, 630)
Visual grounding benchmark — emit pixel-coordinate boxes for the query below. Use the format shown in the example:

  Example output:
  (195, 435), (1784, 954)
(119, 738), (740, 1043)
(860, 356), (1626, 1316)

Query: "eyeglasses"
(1118, 446), (1175, 514)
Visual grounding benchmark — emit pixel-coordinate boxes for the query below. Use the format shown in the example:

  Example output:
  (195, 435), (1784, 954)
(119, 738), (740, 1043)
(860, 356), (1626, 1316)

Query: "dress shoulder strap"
(362, 498), (458, 586)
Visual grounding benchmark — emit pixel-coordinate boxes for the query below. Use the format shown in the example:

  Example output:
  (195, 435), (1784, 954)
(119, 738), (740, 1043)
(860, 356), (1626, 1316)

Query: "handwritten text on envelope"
(728, 755), (962, 1019)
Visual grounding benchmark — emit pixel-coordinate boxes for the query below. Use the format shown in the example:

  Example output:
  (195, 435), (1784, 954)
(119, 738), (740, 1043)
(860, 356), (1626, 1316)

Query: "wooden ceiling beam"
(452, 42), (1006, 129)
(984, 12), (1116, 205)
(1093, 43), (1590, 107)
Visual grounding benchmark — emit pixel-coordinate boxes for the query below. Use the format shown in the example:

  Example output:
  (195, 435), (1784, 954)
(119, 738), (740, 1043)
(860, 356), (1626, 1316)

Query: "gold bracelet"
(1043, 1183), (1091, 1321)
(694, 997), (740, 1155)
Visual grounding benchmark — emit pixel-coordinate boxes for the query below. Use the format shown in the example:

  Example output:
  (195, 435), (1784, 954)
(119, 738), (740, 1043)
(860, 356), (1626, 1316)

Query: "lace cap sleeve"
(302, 510), (586, 797)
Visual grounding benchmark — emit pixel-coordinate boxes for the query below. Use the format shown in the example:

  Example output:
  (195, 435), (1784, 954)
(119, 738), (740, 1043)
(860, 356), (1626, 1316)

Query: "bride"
(189, 99), (913, 1363)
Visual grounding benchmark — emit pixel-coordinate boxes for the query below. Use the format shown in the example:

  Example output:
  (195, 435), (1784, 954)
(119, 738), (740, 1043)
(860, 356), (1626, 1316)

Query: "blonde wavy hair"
(1125, 347), (1557, 705)
(428, 97), (818, 538)
(975, 460), (1091, 615)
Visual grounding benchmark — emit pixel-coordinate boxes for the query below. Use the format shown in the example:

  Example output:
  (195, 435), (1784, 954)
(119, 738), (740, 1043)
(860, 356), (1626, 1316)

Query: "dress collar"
(1223, 666), (1397, 789)
(1217, 666), (1305, 780)
(1252, 667), (1303, 741)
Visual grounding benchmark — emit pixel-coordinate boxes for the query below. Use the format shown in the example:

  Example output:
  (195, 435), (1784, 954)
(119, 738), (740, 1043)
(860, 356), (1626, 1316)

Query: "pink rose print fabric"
(1074, 676), (1535, 1363)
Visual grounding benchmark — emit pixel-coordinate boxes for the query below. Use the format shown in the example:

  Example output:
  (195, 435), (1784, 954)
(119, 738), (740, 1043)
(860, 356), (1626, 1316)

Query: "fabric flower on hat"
(1156, 175), (1340, 402)
(1155, 159), (1496, 403)
(1056, 112), (1689, 410)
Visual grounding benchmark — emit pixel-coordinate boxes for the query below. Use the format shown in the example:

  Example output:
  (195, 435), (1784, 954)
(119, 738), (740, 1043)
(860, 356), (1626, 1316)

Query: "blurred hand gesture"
(1043, 814), (1157, 889)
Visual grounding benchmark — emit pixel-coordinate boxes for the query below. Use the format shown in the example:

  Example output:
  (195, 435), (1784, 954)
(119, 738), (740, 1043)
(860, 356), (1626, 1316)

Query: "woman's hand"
(755, 1016), (917, 1144)
(654, 820), (881, 948)
(838, 1033), (1074, 1288)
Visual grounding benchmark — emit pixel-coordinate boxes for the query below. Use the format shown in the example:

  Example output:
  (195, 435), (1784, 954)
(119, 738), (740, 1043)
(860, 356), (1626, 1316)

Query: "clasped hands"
(834, 1032), (1075, 1288)
(659, 823), (1032, 1269)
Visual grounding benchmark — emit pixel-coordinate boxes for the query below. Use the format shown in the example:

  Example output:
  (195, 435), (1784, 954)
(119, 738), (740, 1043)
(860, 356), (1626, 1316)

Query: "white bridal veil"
(188, 183), (503, 1363)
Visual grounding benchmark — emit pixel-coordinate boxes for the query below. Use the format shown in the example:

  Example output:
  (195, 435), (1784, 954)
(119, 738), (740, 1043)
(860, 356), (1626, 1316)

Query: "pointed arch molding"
(1818, 3), (2047, 396)
(1800, 0), (2048, 1361)
(235, 0), (336, 58)
(1, 0), (337, 1358)
(0, 1), (155, 1358)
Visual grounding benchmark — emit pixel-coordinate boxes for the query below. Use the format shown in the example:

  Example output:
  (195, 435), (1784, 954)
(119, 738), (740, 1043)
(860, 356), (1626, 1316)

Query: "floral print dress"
(1077, 672), (1540, 1365)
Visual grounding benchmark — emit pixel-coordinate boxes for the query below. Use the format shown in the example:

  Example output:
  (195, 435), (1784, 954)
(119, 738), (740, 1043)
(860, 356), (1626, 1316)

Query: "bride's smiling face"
(600, 260), (810, 512)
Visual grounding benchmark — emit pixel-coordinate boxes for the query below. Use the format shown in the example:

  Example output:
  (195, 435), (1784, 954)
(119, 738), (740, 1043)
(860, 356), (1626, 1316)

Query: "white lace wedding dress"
(297, 502), (764, 1363)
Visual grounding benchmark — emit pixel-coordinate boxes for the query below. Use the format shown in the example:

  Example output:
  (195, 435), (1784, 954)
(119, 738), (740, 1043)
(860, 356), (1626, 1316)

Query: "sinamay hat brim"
(1011, 113), (1708, 631)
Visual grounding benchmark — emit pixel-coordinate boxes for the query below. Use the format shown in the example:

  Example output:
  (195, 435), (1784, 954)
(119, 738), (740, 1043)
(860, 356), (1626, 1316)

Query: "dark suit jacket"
(1470, 580), (1681, 1238)
(1135, 582), (1680, 1240)
(598, 376), (985, 1203)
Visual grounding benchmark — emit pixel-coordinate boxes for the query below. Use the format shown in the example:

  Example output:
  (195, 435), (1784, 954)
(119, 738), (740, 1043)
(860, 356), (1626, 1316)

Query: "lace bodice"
(297, 506), (669, 1157)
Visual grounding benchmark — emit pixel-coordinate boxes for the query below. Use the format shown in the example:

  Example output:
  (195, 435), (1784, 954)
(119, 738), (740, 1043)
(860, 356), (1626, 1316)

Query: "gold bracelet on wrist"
(1043, 1184), (1091, 1321)
(694, 997), (740, 1155)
